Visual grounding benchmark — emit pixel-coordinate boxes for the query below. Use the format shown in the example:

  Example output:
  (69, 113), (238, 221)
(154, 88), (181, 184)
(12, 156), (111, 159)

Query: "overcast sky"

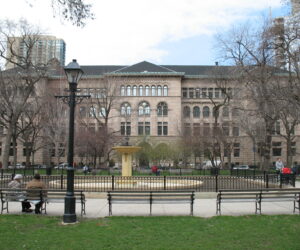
(3, 0), (287, 66)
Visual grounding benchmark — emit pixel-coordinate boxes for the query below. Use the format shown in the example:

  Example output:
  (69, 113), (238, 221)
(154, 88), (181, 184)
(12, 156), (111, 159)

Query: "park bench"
(107, 190), (195, 216)
(257, 188), (300, 214)
(0, 189), (86, 215)
(216, 188), (300, 215)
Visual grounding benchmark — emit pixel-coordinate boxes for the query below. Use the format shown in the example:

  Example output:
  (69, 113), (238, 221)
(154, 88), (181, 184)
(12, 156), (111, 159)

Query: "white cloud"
(3, 0), (282, 65)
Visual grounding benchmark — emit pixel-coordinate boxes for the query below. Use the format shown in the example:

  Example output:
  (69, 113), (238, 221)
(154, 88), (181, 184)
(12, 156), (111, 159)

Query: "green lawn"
(0, 215), (299, 250)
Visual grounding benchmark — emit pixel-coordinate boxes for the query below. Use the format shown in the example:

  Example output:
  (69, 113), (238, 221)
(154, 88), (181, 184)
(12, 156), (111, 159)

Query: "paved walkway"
(3, 183), (300, 218)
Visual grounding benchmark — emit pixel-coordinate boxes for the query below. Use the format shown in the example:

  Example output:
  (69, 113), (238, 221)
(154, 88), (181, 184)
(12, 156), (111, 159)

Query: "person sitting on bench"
(26, 174), (47, 214)
(8, 174), (32, 213)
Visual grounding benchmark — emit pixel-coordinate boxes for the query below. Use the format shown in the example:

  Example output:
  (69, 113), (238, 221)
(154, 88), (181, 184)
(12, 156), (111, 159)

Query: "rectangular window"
(138, 122), (144, 135)
(9, 143), (16, 156)
(208, 88), (213, 98)
(234, 148), (240, 157)
(223, 123), (230, 136)
(158, 122), (168, 136)
(272, 121), (280, 135)
(202, 88), (207, 98)
(163, 122), (168, 135)
(233, 143), (240, 157)
(145, 122), (150, 135)
(189, 88), (194, 99)
(23, 142), (32, 157)
(182, 88), (187, 98)
(214, 88), (220, 98)
(121, 122), (131, 136)
(272, 141), (282, 156)
(232, 127), (239, 136)
(272, 148), (282, 156)
(138, 122), (151, 135)
(158, 122), (162, 135)
(195, 88), (200, 98)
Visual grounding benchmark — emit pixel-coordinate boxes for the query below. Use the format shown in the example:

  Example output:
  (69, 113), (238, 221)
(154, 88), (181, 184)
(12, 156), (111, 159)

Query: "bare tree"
(215, 18), (285, 169)
(43, 95), (68, 166)
(24, 0), (94, 27)
(0, 20), (48, 168)
(75, 76), (120, 167)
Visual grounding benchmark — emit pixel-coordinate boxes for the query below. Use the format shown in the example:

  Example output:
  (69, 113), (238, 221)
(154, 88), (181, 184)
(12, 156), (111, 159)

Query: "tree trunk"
(2, 124), (13, 169)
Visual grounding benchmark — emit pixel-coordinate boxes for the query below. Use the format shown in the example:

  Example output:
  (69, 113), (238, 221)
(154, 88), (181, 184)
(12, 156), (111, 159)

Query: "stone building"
(0, 60), (297, 168)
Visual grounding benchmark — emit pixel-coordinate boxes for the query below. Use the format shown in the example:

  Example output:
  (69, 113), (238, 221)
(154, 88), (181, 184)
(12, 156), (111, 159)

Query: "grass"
(0, 215), (300, 249)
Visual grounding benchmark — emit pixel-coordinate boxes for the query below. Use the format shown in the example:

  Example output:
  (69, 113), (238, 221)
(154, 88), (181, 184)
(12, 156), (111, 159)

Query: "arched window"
(121, 86), (125, 96)
(193, 106), (200, 118)
(222, 107), (229, 117)
(120, 102), (131, 116)
(183, 106), (191, 118)
(151, 85), (156, 96)
(139, 85), (143, 96)
(157, 102), (168, 116)
(132, 85), (137, 96)
(138, 101), (150, 116)
(99, 107), (106, 117)
(145, 85), (150, 96)
(126, 85), (131, 96)
(203, 106), (210, 117)
(163, 85), (168, 96)
(157, 85), (162, 96)
(89, 107), (96, 117)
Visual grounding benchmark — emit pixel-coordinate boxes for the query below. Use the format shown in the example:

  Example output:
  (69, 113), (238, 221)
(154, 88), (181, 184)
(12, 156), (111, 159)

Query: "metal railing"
(0, 173), (289, 192)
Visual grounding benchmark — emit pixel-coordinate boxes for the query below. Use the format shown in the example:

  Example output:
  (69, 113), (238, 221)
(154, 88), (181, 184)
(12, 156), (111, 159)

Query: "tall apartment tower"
(5, 35), (66, 69)
(291, 0), (300, 16)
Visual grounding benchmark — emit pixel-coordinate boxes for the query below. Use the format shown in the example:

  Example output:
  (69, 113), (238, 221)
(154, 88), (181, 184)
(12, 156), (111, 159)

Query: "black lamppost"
(57, 59), (84, 223)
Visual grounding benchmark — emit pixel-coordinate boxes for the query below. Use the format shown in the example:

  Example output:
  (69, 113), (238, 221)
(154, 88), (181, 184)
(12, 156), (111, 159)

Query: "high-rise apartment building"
(5, 35), (66, 69)
(273, 0), (300, 68)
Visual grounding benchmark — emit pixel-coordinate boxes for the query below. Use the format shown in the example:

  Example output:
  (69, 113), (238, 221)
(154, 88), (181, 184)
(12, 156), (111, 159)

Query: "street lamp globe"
(64, 59), (84, 84)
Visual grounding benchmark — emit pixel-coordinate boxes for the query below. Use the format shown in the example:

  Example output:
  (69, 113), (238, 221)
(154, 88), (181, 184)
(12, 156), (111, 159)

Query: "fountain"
(112, 137), (141, 177)
(48, 138), (203, 190)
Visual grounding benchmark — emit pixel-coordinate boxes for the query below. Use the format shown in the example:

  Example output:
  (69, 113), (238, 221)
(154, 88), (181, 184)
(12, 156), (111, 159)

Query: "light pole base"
(63, 196), (77, 223)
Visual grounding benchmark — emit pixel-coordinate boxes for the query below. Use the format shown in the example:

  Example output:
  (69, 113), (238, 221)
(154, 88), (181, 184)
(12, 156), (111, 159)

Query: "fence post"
(1, 169), (3, 179)
(112, 175), (115, 190)
(215, 174), (218, 192)
(60, 174), (63, 189)
(279, 174), (282, 188)
(164, 175), (166, 190)
(266, 174), (269, 188)
(292, 174), (296, 187)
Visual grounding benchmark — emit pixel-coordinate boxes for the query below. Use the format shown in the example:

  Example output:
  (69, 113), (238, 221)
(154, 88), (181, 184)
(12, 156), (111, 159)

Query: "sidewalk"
(3, 190), (299, 218)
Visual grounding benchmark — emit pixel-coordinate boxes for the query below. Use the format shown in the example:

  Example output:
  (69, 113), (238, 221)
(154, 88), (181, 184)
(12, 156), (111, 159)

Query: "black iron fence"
(0, 167), (278, 177)
(0, 172), (291, 192)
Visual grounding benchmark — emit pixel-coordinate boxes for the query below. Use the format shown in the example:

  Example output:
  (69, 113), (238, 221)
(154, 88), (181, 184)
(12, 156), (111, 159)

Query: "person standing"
(8, 174), (32, 213)
(26, 174), (47, 214)
(275, 158), (284, 174)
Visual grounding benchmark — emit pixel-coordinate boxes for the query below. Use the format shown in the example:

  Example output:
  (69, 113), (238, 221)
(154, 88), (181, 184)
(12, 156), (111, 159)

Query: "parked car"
(202, 160), (221, 169)
(54, 163), (68, 169)
(8, 163), (25, 169)
(31, 164), (47, 169)
(233, 165), (250, 170)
